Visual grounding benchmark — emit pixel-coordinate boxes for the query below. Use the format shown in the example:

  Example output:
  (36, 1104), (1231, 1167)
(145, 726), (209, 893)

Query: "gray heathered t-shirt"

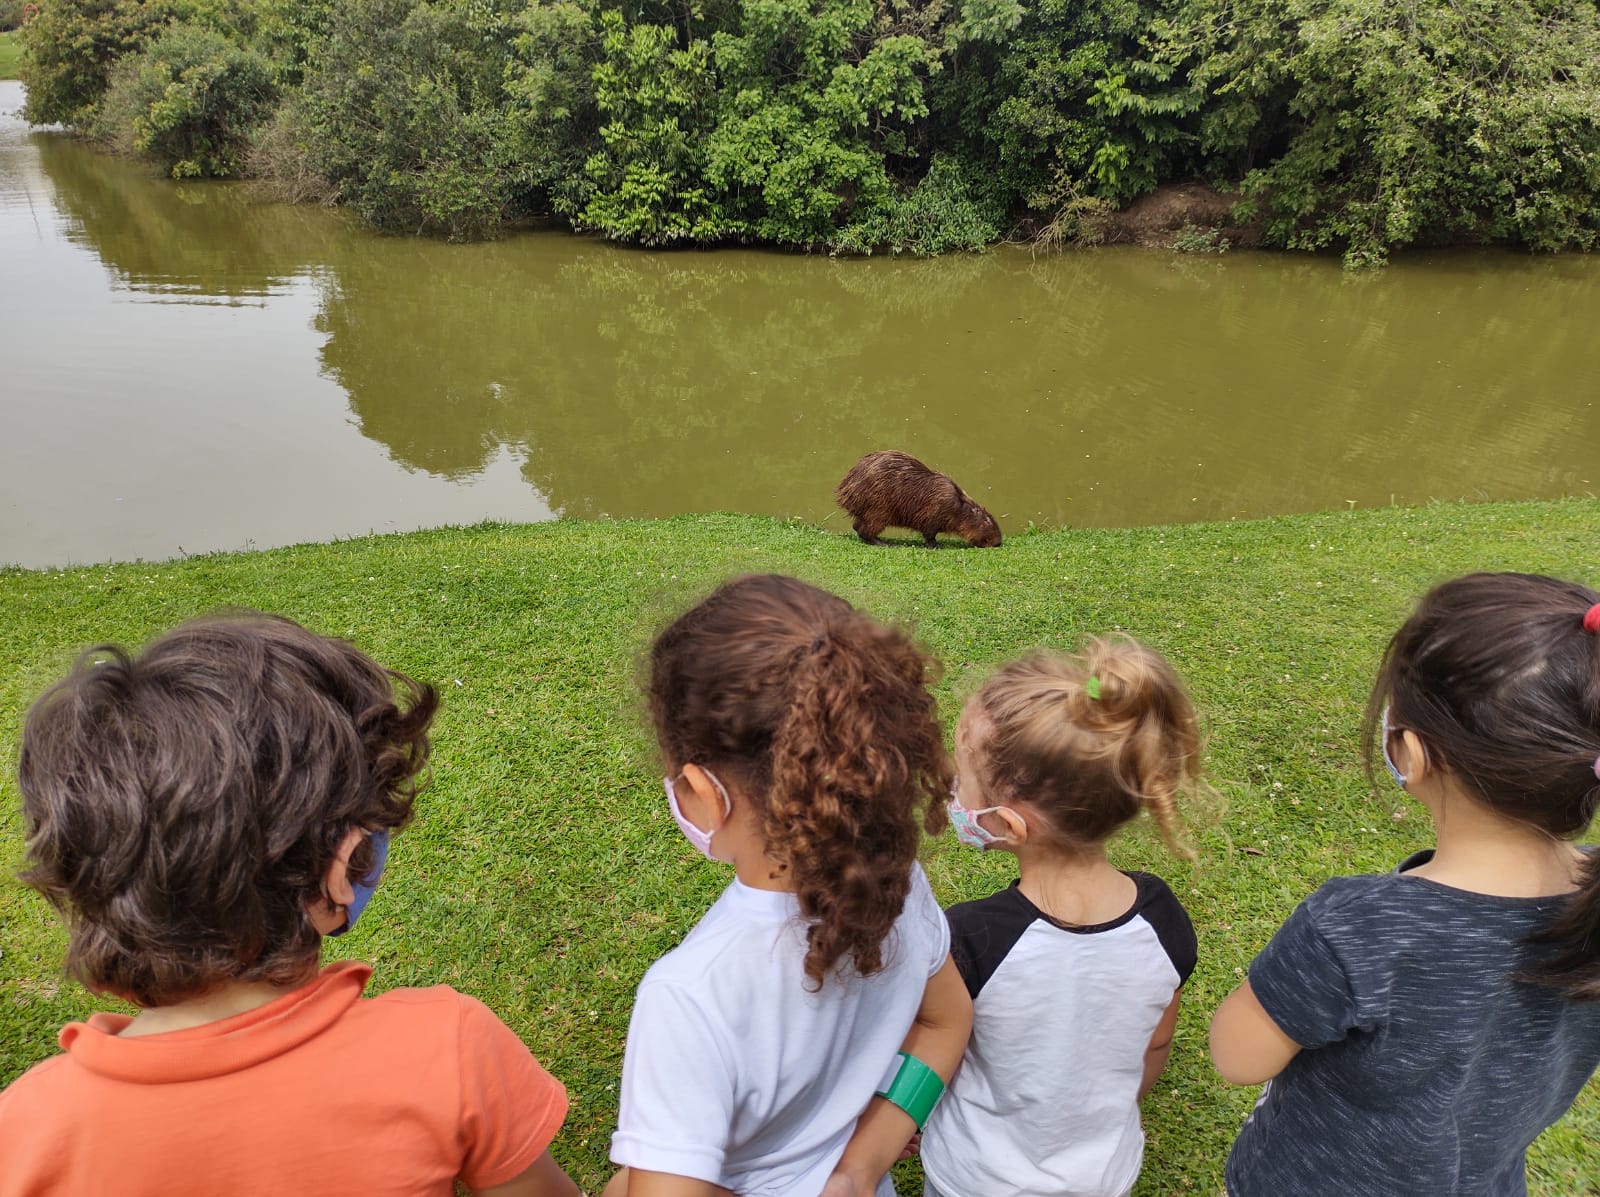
(1226, 851), (1600, 1197)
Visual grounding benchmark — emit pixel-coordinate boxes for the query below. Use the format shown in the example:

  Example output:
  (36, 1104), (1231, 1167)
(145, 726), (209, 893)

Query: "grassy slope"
(2, 503), (1597, 1195)
(0, 32), (20, 81)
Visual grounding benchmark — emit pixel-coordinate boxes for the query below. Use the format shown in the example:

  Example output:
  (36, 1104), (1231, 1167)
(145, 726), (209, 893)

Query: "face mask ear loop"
(1380, 706), (1407, 788)
(702, 768), (734, 820)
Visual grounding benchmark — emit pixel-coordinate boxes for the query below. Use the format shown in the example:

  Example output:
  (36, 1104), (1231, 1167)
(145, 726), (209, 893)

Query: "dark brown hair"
(971, 638), (1201, 859)
(18, 611), (437, 1007)
(648, 574), (950, 986)
(1362, 572), (1600, 1000)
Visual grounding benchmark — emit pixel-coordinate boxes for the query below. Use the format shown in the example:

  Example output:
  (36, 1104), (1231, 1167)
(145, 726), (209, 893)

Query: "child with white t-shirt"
(920, 640), (1203, 1197)
(604, 574), (973, 1197)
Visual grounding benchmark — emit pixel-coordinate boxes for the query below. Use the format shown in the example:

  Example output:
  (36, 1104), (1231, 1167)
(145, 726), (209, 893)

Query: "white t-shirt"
(611, 863), (950, 1197)
(920, 875), (1196, 1197)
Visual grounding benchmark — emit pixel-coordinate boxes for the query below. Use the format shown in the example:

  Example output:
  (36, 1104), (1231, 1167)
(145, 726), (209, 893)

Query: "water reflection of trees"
(33, 134), (345, 297)
(35, 129), (1600, 527)
(318, 239), (1600, 526)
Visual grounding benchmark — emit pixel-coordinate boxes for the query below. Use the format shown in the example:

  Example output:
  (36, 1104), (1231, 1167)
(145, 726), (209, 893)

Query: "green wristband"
(874, 1050), (945, 1130)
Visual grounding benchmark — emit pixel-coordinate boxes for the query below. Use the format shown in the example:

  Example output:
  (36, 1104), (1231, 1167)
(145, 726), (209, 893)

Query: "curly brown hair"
(971, 638), (1201, 859)
(17, 611), (436, 1007)
(648, 574), (950, 986)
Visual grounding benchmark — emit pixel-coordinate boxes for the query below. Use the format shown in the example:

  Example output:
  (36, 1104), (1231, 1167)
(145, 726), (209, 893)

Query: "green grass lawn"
(0, 31), (21, 81)
(3, 503), (1597, 1195)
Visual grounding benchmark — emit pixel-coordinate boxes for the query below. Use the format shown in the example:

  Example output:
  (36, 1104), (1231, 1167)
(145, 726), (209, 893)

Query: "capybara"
(836, 451), (1002, 548)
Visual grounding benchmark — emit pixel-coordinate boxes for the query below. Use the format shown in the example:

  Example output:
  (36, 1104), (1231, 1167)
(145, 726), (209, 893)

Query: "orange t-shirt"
(0, 961), (568, 1196)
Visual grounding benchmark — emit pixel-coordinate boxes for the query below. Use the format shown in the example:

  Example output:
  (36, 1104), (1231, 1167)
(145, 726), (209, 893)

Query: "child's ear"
(993, 807), (1030, 844)
(306, 828), (366, 934)
(678, 763), (732, 831)
(1399, 729), (1431, 783)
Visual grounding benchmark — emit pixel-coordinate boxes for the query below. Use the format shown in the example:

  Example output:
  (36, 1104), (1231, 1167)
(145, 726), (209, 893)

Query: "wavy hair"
(1362, 572), (1600, 1000)
(18, 611), (436, 1006)
(971, 637), (1201, 859)
(649, 574), (950, 986)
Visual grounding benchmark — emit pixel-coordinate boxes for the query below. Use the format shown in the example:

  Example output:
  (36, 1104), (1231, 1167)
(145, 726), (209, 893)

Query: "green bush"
(0, 1), (26, 33)
(96, 21), (275, 177)
(19, 0), (252, 127)
(17, 0), (1600, 260)
(252, 0), (336, 87)
(21, 0), (182, 126)
(930, 0), (1194, 214)
(703, 0), (938, 245)
(832, 153), (1006, 254)
(580, 0), (944, 248)
(291, 0), (520, 238)
(1154, 0), (1600, 265)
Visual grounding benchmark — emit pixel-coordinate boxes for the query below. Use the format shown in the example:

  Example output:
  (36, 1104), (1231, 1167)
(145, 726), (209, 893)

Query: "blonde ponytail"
(975, 637), (1201, 859)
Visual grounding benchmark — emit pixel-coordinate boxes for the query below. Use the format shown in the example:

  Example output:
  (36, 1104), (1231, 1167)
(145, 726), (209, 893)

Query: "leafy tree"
(930, 0), (1192, 212)
(291, 0), (520, 238)
(21, 0), (184, 125)
(579, 12), (723, 243)
(504, 0), (602, 218)
(19, 0), (252, 126)
(1154, 0), (1600, 264)
(704, 0), (940, 245)
(580, 0), (945, 248)
(253, 0), (336, 87)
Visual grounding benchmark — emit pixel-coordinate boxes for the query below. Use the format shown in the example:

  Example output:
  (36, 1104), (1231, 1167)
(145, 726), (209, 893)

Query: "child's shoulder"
(1290, 862), (1443, 929)
(944, 880), (1035, 936)
(0, 1052), (73, 1120)
(344, 969), (533, 1061)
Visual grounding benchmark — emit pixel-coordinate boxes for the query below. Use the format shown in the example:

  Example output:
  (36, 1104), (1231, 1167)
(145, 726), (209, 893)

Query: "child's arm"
(1137, 992), (1182, 1100)
(820, 955), (974, 1196)
(476, 1151), (580, 1197)
(1209, 979), (1302, 1084)
(602, 1167), (737, 1197)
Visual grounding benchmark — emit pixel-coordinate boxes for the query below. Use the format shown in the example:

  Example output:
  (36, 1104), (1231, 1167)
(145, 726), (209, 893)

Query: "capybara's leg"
(853, 518), (886, 546)
(923, 530), (941, 548)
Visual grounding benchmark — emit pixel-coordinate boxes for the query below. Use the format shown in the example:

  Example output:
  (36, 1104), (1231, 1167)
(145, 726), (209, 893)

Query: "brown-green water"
(4, 81), (1599, 569)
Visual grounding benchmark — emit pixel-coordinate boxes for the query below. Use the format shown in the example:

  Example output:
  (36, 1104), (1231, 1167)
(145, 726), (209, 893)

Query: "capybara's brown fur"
(836, 451), (1002, 548)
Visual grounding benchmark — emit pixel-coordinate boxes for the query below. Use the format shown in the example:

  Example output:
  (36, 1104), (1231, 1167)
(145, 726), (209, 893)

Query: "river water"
(3, 80), (1598, 568)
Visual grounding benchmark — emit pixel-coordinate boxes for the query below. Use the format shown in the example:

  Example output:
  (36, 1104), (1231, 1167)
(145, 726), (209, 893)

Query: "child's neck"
(119, 979), (298, 1038)
(1409, 781), (1584, 898)
(1014, 840), (1137, 926)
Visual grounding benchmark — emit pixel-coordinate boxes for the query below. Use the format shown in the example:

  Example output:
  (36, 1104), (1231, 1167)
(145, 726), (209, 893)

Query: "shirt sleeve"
(909, 863), (951, 977)
(609, 979), (735, 1183)
(1247, 889), (1360, 1050)
(455, 993), (570, 1191)
(1138, 874), (1198, 986)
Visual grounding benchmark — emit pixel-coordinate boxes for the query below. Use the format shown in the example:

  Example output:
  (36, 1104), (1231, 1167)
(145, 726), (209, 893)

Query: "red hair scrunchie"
(1585, 603), (1600, 635)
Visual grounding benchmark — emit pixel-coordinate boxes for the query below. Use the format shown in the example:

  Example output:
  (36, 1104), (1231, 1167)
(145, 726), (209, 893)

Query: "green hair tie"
(1085, 676), (1102, 701)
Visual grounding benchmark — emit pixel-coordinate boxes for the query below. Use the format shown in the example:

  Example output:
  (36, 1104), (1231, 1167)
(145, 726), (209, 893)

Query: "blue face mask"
(947, 781), (1012, 850)
(1380, 707), (1407, 788)
(328, 829), (388, 937)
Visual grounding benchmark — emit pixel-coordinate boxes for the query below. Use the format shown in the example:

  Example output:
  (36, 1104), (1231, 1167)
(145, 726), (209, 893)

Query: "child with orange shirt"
(0, 612), (577, 1197)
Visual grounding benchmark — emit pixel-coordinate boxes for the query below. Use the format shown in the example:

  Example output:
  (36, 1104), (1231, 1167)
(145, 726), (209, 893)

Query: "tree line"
(16, 0), (1600, 264)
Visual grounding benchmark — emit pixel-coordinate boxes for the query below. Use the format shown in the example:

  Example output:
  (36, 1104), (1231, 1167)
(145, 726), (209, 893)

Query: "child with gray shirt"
(1212, 572), (1600, 1197)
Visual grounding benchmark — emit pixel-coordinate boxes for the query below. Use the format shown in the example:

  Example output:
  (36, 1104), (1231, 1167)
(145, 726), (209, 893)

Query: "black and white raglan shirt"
(920, 874), (1196, 1197)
